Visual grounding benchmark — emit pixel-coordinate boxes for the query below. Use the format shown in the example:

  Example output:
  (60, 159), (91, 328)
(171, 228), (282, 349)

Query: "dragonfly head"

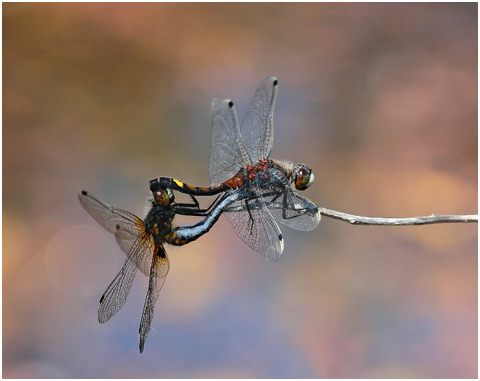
(153, 187), (175, 207)
(292, 163), (315, 190)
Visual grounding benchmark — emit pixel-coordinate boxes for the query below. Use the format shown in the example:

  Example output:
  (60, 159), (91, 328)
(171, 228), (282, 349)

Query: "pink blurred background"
(3, 3), (477, 378)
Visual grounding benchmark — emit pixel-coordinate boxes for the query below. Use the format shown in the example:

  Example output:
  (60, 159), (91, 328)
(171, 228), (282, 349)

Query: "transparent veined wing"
(114, 232), (152, 276)
(139, 245), (169, 353)
(208, 98), (249, 186)
(78, 190), (142, 238)
(240, 76), (278, 163)
(224, 193), (284, 262)
(264, 191), (321, 231)
(254, 169), (321, 231)
(98, 233), (154, 323)
(79, 190), (151, 275)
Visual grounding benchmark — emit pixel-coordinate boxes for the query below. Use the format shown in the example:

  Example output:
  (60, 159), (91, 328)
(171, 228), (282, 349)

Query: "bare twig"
(225, 200), (477, 226)
(319, 207), (478, 226)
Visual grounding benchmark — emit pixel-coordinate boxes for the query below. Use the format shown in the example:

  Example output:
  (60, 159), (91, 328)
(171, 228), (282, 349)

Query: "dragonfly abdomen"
(151, 175), (245, 195)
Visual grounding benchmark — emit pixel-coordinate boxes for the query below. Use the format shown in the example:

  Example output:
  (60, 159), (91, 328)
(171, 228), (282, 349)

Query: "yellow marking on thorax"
(165, 232), (176, 241)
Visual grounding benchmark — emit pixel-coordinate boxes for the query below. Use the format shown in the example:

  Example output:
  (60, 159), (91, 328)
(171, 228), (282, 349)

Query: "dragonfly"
(150, 76), (320, 262)
(79, 188), (240, 353)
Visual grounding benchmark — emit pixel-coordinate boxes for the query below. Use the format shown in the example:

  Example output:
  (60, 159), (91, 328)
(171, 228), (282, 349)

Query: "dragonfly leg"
(174, 194), (200, 210)
(244, 200), (256, 235)
(174, 194), (224, 216)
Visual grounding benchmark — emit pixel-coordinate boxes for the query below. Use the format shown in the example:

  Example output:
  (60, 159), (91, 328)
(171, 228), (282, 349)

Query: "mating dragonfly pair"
(79, 76), (321, 352)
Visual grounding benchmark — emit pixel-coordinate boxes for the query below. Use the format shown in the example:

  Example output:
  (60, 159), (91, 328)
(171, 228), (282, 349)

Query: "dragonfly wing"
(139, 244), (169, 353)
(265, 191), (321, 231)
(240, 76), (278, 162)
(254, 170), (321, 231)
(98, 233), (154, 323)
(225, 198), (284, 262)
(209, 98), (249, 186)
(79, 191), (150, 276)
(114, 231), (152, 276)
(79, 191), (142, 237)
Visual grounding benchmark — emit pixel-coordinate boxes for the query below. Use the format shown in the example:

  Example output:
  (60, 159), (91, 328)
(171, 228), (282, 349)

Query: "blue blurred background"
(3, 3), (477, 378)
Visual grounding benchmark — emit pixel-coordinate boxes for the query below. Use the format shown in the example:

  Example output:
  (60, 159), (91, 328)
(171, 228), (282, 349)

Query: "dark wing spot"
(158, 245), (167, 258)
(278, 234), (283, 241)
(115, 224), (121, 230)
(228, 101), (234, 108)
(81, 190), (87, 195)
(273, 79), (278, 86)
(99, 294), (105, 303)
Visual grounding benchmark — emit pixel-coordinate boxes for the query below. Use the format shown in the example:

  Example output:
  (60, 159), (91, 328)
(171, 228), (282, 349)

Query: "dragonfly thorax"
(144, 204), (175, 238)
(246, 158), (274, 178)
(143, 188), (177, 238)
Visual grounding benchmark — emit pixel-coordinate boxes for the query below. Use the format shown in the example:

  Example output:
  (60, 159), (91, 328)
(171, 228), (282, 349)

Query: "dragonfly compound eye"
(293, 164), (315, 190)
(153, 188), (174, 206)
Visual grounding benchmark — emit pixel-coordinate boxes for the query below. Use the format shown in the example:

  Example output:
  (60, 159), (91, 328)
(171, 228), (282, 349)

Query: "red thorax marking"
(246, 158), (273, 179)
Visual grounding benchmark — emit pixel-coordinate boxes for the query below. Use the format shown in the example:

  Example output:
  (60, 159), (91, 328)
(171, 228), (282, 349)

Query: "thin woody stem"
(318, 207), (478, 226)
(225, 201), (477, 225)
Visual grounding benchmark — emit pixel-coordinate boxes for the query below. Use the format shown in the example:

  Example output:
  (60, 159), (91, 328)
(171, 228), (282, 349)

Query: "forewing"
(139, 245), (169, 353)
(240, 76), (278, 162)
(209, 98), (249, 186)
(79, 191), (151, 275)
(225, 198), (284, 262)
(79, 191), (142, 238)
(98, 233), (154, 324)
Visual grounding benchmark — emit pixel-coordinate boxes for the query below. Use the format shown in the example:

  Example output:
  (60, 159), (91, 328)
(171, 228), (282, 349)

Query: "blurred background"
(3, 3), (477, 378)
